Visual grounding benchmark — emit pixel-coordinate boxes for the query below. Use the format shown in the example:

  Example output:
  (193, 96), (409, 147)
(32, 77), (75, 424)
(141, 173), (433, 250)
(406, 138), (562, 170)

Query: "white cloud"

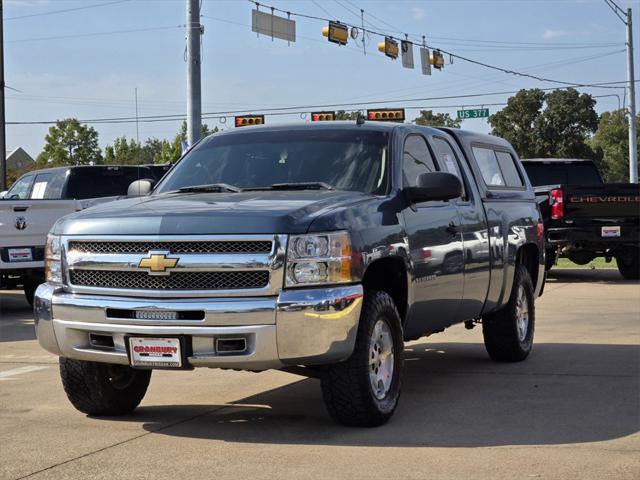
(411, 7), (425, 20)
(542, 29), (568, 39)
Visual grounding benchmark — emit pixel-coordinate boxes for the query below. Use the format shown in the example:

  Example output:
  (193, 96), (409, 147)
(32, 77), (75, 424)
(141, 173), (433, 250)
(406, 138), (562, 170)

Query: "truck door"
(401, 133), (465, 339)
(429, 136), (491, 322)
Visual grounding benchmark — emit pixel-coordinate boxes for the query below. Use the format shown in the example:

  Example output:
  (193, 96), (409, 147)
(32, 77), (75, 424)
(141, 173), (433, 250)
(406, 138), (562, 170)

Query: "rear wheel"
(320, 291), (403, 427)
(22, 276), (43, 308)
(616, 247), (640, 280)
(545, 248), (556, 272)
(482, 264), (535, 362)
(59, 358), (151, 416)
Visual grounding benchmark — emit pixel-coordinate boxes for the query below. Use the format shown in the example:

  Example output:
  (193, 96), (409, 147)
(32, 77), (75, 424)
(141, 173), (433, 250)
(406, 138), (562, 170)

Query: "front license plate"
(128, 337), (182, 368)
(8, 248), (33, 262)
(601, 226), (621, 238)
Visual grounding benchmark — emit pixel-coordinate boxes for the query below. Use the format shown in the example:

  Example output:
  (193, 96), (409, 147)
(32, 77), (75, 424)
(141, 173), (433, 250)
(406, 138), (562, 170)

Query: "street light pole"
(186, 0), (202, 148)
(625, 8), (637, 183)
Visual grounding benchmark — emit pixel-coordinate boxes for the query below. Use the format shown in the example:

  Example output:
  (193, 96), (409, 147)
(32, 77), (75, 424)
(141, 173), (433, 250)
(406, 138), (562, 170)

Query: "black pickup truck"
(35, 122), (545, 427)
(521, 159), (640, 279)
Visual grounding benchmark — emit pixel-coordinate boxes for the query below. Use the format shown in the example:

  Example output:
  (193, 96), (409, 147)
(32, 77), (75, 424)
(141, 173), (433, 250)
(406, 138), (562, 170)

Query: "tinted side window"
(30, 173), (52, 199)
(431, 137), (466, 198)
(403, 135), (437, 187)
(495, 151), (523, 187)
(472, 147), (505, 186)
(66, 168), (146, 199)
(44, 171), (67, 199)
(6, 174), (35, 199)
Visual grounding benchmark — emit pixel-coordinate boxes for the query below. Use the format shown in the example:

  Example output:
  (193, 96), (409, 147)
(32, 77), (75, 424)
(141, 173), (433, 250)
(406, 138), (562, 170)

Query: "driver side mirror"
(127, 179), (155, 197)
(404, 172), (462, 204)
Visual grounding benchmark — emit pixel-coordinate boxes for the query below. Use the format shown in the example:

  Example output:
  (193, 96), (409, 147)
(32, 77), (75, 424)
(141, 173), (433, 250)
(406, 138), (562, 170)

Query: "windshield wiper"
(166, 183), (242, 194)
(247, 182), (334, 191)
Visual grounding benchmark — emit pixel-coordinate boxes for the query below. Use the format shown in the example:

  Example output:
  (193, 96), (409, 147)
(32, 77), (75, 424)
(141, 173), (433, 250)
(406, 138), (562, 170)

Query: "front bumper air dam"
(34, 283), (364, 371)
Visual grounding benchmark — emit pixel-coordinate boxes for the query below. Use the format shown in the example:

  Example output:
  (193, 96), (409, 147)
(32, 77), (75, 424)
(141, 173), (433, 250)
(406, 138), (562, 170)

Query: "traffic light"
(311, 111), (336, 121)
(367, 109), (405, 122)
(430, 50), (445, 70)
(322, 21), (349, 45)
(235, 115), (265, 127)
(377, 37), (399, 59)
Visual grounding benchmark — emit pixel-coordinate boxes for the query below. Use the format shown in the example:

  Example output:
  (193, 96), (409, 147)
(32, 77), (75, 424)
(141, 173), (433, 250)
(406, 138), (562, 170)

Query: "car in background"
(1, 165), (163, 304)
(521, 158), (639, 279)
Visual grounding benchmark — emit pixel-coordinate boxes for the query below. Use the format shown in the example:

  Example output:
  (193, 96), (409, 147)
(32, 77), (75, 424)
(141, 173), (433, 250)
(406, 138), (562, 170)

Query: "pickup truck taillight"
(550, 188), (564, 220)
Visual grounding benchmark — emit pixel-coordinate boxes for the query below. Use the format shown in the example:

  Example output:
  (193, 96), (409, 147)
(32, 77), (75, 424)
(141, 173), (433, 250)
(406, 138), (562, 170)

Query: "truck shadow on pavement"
(131, 341), (639, 448)
(0, 291), (36, 342)
(546, 268), (638, 284)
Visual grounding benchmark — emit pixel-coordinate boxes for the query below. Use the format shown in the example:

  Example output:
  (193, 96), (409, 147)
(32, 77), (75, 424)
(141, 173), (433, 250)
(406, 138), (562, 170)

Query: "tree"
(489, 88), (598, 159)
(536, 88), (598, 158)
(103, 137), (164, 165)
(488, 89), (545, 158)
(37, 118), (102, 166)
(334, 110), (360, 120)
(412, 110), (461, 128)
(155, 121), (218, 164)
(591, 109), (640, 182)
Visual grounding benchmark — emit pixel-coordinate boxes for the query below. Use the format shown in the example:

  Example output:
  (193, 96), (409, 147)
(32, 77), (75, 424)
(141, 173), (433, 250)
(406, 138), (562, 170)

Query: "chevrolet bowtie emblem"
(138, 252), (179, 275)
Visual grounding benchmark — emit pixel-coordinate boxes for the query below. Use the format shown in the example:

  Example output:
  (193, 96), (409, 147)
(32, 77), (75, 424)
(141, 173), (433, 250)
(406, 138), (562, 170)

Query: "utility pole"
(625, 8), (637, 183)
(0, 0), (6, 191)
(186, 0), (202, 148)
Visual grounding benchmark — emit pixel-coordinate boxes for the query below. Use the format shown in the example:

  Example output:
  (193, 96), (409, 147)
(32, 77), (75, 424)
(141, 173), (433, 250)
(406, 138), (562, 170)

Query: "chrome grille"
(70, 270), (270, 291)
(68, 240), (273, 255)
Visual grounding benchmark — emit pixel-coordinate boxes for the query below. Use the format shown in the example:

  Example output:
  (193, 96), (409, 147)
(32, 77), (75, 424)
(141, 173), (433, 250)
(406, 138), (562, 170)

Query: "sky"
(4, 0), (639, 158)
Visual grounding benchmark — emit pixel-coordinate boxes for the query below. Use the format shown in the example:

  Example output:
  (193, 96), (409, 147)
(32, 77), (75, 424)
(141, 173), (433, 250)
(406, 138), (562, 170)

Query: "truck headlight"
(286, 231), (353, 287)
(45, 234), (63, 285)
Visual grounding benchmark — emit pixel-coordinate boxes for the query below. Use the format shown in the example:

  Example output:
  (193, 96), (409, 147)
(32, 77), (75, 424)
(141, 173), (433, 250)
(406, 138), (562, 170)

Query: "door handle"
(13, 205), (30, 212)
(446, 222), (459, 236)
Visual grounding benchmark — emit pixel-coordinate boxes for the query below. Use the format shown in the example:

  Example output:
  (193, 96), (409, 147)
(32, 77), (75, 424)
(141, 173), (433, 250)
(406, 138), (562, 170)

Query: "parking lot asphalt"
(0, 269), (638, 480)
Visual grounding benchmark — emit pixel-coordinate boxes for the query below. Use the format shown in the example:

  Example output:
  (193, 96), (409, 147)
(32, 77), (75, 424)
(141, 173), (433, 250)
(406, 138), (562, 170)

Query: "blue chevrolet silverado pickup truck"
(35, 121), (545, 427)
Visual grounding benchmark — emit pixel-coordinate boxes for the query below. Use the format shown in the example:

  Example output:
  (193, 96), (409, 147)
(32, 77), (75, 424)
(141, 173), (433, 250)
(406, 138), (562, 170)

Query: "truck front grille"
(70, 270), (270, 291)
(68, 240), (272, 255)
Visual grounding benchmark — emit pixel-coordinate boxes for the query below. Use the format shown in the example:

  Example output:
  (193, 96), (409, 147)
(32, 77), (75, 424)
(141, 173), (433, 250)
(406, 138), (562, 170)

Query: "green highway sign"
(457, 108), (490, 120)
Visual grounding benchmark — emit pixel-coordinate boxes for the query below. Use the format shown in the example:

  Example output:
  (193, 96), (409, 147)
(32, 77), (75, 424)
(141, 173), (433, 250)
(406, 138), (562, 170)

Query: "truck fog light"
(292, 262), (327, 284)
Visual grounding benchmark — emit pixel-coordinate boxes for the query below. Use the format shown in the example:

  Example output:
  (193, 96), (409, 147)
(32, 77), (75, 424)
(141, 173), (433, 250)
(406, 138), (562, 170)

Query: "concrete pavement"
(1, 269), (638, 480)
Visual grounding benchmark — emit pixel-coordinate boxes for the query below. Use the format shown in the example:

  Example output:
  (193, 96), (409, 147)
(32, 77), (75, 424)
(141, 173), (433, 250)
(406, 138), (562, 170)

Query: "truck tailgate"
(0, 199), (78, 251)
(563, 184), (640, 219)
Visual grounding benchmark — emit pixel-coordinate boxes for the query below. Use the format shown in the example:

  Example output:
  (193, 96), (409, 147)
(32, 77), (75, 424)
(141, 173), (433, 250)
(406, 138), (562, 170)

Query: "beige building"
(6, 147), (35, 172)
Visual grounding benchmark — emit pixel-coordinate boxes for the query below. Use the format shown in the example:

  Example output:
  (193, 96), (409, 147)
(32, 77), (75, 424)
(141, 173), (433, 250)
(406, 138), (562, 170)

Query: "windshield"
(155, 129), (390, 194)
(523, 162), (603, 186)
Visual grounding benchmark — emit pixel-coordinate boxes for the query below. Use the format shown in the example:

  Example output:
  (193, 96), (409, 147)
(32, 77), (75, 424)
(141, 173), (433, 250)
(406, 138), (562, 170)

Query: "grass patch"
(556, 257), (617, 269)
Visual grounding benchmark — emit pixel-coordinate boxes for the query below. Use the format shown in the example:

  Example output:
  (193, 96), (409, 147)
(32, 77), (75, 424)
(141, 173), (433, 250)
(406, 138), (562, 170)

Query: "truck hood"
(52, 190), (372, 235)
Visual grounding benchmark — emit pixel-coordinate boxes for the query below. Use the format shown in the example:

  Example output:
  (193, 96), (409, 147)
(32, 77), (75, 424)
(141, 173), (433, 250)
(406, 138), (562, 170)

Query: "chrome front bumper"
(34, 283), (363, 371)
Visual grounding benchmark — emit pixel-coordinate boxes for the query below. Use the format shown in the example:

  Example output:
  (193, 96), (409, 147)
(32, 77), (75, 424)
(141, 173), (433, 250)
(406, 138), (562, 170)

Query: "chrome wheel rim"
(369, 319), (394, 400)
(515, 285), (529, 342)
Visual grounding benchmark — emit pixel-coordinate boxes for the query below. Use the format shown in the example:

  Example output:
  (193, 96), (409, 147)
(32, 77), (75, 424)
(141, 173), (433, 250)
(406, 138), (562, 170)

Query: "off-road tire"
(482, 264), (535, 362)
(616, 247), (640, 280)
(320, 290), (404, 427)
(59, 358), (151, 416)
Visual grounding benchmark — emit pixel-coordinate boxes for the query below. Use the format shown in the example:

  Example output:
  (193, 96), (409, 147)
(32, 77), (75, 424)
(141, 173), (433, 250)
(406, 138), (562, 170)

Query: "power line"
(5, 0), (131, 21)
(7, 82), (635, 126)
(7, 25), (184, 44)
(246, 0), (626, 90)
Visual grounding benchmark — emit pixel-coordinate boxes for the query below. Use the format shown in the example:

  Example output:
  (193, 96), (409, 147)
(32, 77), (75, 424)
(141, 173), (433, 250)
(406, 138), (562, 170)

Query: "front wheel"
(320, 291), (404, 427)
(59, 358), (151, 416)
(482, 264), (535, 362)
(616, 247), (640, 280)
